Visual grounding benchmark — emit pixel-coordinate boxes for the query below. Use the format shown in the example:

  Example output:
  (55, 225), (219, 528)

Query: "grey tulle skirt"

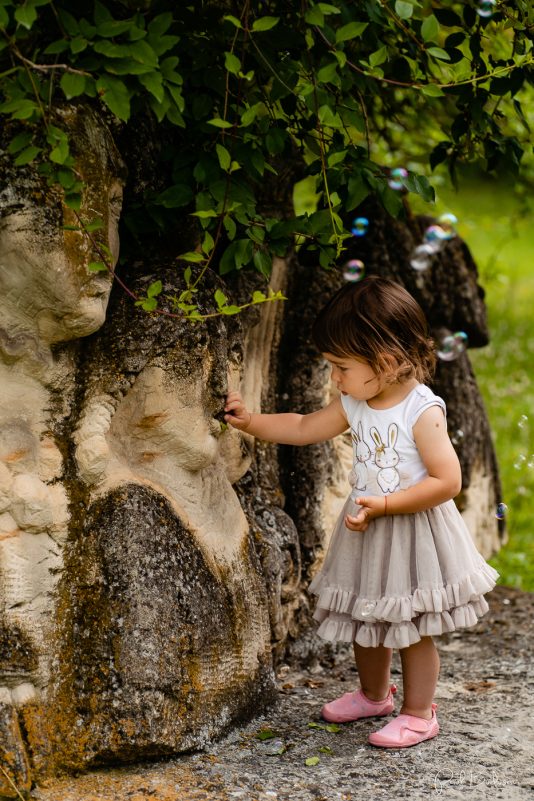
(309, 496), (499, 650)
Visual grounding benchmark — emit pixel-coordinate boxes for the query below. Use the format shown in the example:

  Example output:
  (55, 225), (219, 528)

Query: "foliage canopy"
(1, 0), (532, 316)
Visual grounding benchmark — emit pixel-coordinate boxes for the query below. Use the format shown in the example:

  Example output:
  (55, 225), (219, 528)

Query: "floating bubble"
(424, 224), (454, 244)
(437, 331), (468, 362)
(518, 414), (528, 429)
(388, 167), (407, 190)
(343, 259), (365, 282)
(477, 0), (496, 18)
(437, 212), (458, 234)
(513, 454), (526, 470)
(528, 456), (534, 469)
(360, 601), (376, 617)
(351, 217), (369, 237)
(451, 429), (464, 446)
(410, 243), (436, 271)
(495, 503), (508, 520)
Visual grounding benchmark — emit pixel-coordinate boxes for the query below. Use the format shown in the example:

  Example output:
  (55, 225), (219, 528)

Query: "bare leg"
(399, 636), (440, 719)
(353, 642), (393, 701)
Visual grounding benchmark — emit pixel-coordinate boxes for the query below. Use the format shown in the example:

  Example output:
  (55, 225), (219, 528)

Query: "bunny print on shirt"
(370, 423), (401, 493)
(350, 421), (371, 491)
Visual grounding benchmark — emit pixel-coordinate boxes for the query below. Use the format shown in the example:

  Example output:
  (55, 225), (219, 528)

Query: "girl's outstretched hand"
(345, 495), (385, 532)
(224, 391), (252, 431)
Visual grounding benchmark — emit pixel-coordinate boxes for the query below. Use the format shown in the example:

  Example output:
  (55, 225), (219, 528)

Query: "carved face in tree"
(0, 107), (125, 346)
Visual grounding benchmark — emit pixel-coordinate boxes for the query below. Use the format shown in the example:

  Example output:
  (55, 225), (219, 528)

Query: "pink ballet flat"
(368, 703), (439, 748)
(321, 684), (397, 723)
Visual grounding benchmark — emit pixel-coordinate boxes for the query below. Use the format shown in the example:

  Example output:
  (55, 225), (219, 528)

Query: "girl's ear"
(377, 352), (400, 382)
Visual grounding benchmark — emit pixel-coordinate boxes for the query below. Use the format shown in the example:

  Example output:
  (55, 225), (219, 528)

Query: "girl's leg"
(399, 635), (440, 719)
(353, 642), (393, 700)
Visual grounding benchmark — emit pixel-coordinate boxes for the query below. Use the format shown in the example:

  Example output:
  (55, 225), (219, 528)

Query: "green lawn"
(427, 178), (534, 590)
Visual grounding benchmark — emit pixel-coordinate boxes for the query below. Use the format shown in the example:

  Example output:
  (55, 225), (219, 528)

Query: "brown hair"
(312, 276), (436, 383)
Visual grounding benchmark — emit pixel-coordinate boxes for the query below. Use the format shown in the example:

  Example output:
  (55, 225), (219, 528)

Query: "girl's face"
(323, 352), (383, 401)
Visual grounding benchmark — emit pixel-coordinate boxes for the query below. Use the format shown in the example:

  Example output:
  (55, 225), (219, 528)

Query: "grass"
(426, 176), (534, 591)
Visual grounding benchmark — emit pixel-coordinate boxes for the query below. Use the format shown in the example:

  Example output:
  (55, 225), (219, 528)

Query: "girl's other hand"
(345, 495), (385, 532)
(224, 390), (252, 430)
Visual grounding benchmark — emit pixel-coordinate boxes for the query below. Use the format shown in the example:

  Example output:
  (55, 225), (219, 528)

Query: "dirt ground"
(31, 585), (534, 801)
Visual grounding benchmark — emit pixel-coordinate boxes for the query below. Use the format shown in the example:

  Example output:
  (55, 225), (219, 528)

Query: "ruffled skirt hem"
(309, 500), (499, 649)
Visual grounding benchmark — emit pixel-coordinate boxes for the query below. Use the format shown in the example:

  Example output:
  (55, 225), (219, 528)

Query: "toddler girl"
(225, 276), (498, 748)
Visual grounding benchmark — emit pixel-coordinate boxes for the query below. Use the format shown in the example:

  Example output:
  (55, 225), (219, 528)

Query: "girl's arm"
(224, 391), (348, 445)
(347, 405), (461, 531)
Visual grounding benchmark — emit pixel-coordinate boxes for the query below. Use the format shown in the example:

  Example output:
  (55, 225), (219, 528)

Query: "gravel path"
(33, 586), (534, 801)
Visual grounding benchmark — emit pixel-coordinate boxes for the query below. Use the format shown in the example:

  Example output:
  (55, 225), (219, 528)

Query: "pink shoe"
(368, 703), (439, 748)
(321, 684), (397, 723)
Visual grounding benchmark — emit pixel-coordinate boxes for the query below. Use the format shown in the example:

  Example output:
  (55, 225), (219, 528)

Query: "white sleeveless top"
(340, 384), (446, 497)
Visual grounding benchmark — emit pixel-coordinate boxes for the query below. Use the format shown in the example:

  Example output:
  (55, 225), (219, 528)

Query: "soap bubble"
(495, 503), (508, 520)
(437, 331), (468, 362)
(343, 259), (365, 282)
(351, 217), (369, 237)
(410, 243), (435, 271)
(451, 429), (464, 446)
(477, 0), (496, 18)
(360, 601), (376, 617)
(424, 224), (453, 244)
(388, 167), (407, 190)
(437, 212), (458, 233)
(518, 414), (528, 429)
(514, 454), (526, 470)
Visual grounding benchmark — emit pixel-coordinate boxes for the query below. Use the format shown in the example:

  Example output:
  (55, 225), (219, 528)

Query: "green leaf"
(191, 209), (219, 219)
(252, 16), (280, 32)
(97, 20), (133, 37)
(71, 37), (88, 54)
(335, 21), (368, 43)
(316, 61), (338, 83)
(96, 75), (131, 121)
(395, 1), (414, 20)
(223, 14), (243, 29)
(305, 7), (324, 26)
(60, 72), (86, 99)
(13, 146), (41, 166)
(369, 45), (388, 68)
(148, 12), (173, 37)
(7, 132), (33, 154)
(207, 118), (233, 129)
(140, 297), (158, 312)
(84, 219), (104, 233)
(420, 84), (445, 97)
(128, 39), (159, 66)
(252, 291), (267, 303)
(138, 72), (164, 103)
(421, 14), (439, 42)
(427, 47), (451, 61)
(215, 289), (227, 308)
(253, 249), (272, 277)
(223, 214), (237, 240)
(44, 40), (70, 54)
(216, 143), (231, 171)
(179, 251), (205, 263)
(224, 52), (241, 75)
(147, 280), (163, 298)
(88, 261), (108, 273)
(305, 757), (320, 767)
(156, 184), (193, 208)
(15, 4), (38, 29)
(255, 729), (277, 741)
(220, 305), (241, 315)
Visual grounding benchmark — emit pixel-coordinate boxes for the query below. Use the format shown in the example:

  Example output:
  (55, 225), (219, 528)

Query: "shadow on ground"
(33, 586), (534, 801)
